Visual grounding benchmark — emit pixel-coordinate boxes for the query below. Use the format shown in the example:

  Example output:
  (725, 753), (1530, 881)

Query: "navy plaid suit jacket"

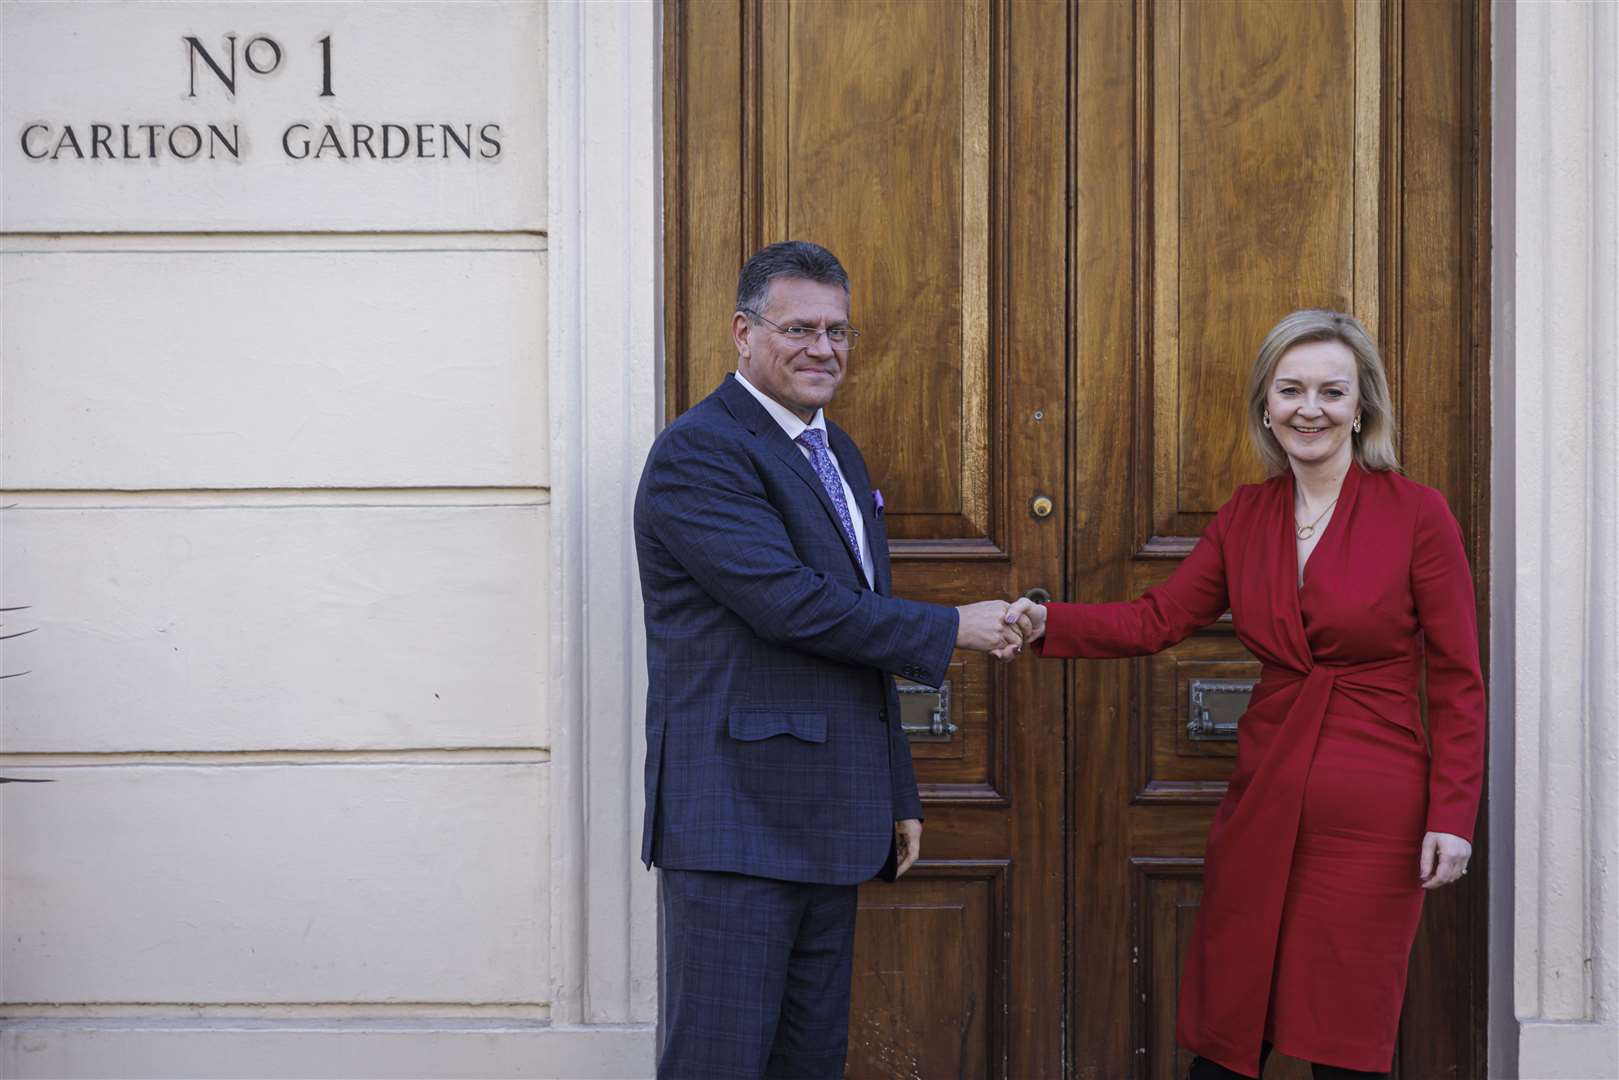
(635, 375), (959, 885)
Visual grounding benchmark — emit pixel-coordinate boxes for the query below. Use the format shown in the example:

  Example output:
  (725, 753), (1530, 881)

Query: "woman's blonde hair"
(1245, 309), (1399, 475)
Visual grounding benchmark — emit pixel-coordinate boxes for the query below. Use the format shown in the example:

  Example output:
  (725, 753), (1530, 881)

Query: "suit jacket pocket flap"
(728, 710), (827, 743)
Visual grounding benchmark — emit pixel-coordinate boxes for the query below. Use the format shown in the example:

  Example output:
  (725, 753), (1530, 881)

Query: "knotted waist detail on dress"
(1251, 654), (1424, 743)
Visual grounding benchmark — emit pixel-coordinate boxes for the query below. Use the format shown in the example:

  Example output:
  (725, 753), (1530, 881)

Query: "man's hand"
(895, 818), (922, 878)
(990, 598), (1047, 661)
(1419, 831), (1472, 889)
(956, 600), (1023, 653)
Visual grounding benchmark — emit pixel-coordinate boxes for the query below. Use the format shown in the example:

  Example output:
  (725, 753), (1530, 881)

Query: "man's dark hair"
(735, 241), (851, 316)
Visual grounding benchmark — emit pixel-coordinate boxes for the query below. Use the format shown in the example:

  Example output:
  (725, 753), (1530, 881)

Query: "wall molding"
(546, 0), (661, 1046)
(1, 1022), (652, 1080)
(1502, 0), (1619, 1076)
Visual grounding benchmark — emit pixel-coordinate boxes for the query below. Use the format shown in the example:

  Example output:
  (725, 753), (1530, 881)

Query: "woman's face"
(1266, 340), (1361, 472)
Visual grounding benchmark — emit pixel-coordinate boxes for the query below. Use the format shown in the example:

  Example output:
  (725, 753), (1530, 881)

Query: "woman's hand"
(1419, 831), (1472, 889)
(990, 599), (1047, 661)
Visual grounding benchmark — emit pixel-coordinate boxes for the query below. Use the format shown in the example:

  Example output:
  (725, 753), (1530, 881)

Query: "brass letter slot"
(1187, 679), (1253, 741)
(897, 679), (956, 741)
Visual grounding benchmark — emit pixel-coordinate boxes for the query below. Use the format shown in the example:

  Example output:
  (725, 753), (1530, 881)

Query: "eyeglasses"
(741, 309), (861, 349)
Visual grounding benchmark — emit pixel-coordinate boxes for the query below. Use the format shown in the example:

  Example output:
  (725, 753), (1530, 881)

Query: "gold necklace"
(1295, 498), (1339, 540)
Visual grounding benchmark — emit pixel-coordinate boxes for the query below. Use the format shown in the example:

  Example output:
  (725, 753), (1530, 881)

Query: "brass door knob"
(1030, 494), (1054, 519)
(1023, 587), (1052, 605)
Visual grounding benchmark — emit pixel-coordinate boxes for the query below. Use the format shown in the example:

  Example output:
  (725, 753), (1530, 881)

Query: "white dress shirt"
(734, 370), (876, 588)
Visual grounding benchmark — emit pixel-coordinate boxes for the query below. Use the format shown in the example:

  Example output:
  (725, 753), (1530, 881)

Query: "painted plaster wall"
(0, 3), (657, 1076)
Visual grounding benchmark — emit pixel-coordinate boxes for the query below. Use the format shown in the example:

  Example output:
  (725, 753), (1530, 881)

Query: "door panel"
(1145, 0), (1383, 544)
(1136, 637), (1255, 803)
(664, 1), (1487, 1076)
(774, 0), (989, 529)
(849, 862), (1006, 1078)
(669, 0), (997, 543)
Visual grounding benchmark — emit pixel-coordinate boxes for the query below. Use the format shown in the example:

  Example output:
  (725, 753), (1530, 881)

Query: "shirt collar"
(734, 369), (828, 442)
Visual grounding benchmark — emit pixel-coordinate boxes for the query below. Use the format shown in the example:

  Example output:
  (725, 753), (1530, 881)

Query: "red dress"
(1038, 465), (1484, 1075)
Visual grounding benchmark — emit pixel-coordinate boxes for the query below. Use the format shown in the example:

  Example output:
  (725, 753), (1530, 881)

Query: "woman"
(1010, 311), (1484, 1078)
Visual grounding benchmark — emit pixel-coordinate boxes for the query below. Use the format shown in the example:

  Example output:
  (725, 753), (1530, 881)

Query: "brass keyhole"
(1030, 494), (1054, 519)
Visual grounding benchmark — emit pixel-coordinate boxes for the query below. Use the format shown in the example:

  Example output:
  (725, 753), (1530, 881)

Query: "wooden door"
(1069, 1), (1490, 1077)
(663, 4), (1068, 1075)
(665, 1), (1067, 1074)
(664, 2), (1489, 1077)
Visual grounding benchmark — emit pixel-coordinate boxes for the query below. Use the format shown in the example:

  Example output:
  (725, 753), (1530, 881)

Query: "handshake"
(954, 598), (1049, 662)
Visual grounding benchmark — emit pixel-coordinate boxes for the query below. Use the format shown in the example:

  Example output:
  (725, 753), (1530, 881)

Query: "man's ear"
(732, 311), (753, 359)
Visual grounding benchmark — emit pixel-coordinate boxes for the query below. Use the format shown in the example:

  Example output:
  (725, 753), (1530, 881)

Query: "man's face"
(733, 277), (851, 422)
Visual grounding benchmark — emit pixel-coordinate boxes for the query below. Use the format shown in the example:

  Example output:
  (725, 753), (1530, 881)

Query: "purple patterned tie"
(796, 429), (862, 556)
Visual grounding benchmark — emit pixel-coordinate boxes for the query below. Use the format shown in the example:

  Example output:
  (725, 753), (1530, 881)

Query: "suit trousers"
(658, 868), (860, 1080)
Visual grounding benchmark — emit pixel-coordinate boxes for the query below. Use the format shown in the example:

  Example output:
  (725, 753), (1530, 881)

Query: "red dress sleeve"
(1037, 500), (1233, 659)
(1411, 487), (1486, 840)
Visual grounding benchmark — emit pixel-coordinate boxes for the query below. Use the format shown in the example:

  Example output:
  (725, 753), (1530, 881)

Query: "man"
(635, 241), (1024, 1079)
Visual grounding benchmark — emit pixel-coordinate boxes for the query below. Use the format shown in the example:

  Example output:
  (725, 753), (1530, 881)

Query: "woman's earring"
(1262, 411), (1272, 430)
(1353, 414), (1362, 434)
